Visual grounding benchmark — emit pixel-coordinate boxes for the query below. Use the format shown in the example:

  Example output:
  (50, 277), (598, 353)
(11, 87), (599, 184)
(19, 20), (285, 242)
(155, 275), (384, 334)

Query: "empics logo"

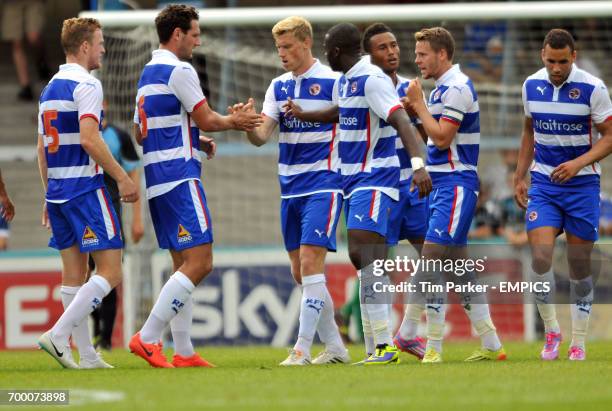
(82, 226), (99, 246)
(177, 224), (193, 244)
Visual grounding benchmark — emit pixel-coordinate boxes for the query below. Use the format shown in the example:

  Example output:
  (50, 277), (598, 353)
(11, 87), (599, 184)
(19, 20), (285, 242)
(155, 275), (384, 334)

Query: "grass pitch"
(1, 342), (612, 411)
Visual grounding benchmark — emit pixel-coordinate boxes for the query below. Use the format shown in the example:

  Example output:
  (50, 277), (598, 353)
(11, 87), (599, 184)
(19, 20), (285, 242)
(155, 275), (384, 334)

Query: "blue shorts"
(425, 185), (477, 246)
(526, 186), (599, 242)
(387, 184), (428, 246)
(149, 179), (213, 251)
(345, 190), (393, 237)
(281, 192), (342, 252)
(0, 211), (9, 237)
(47, 187), (123, 252)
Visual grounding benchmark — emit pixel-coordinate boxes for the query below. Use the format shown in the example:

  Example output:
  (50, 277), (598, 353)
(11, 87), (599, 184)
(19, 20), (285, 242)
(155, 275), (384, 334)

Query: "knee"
(531, 254), (552, 274)
(348, 247), (362, 269)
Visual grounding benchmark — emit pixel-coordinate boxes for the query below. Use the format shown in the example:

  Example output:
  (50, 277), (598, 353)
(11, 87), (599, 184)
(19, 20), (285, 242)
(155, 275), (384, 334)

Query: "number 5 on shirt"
(138, 95), (148, 138)
(43, 110), (59, 154)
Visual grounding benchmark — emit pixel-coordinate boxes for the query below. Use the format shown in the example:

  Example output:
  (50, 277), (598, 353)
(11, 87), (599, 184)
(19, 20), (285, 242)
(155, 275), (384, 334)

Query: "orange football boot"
(129, 332), (174, 368)
(172, 353), (216, 368)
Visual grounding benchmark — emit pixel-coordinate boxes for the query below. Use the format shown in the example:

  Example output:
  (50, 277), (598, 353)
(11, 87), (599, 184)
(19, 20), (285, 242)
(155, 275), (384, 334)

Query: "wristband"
(411, 157), (425, 170)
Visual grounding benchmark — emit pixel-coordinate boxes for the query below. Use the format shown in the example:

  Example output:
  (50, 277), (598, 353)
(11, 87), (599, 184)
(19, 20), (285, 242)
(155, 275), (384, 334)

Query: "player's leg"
(526, 186), (563, 360)
(393, 193), (427, 359)
(345, 190), (397, 365)
(39, 189), (122, 369)
(563, 190), (599, 360)
(59, 249), (102, 366)
(132, 180), (213, 368)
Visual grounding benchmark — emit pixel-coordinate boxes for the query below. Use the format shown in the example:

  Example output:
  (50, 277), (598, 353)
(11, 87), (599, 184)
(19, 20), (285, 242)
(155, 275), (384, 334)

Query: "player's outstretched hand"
(199, 135), (216, 160)
(513, 178), (528, 210)
(41, 202), (50, 229)
(0, 193), (14, 222)
(118, 175), (139, 203)
(550, 160), (581, 184)
(410, 168), (432, 198)
(230, 98), (263, 131)
(282, 98), (304, 119)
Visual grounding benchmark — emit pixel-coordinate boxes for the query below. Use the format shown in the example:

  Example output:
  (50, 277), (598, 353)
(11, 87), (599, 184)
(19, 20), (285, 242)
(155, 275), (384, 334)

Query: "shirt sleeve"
(133, 102), (140, 125)
(590, 80), (612, 124)
(169, 63), (207, 113)
(37, 103), (43, 135)
(261, 81), (279, 122)
(73, 79), (103, 123)
(440, 84), (473, 125)
(364, 74), (403, 121)
(522, 81), (531, 118)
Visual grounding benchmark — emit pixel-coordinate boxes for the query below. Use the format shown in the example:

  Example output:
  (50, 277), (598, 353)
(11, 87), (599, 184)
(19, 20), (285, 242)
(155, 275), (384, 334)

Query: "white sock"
(357, 270), (374, 356)
(294, 274), (326, 356)
(60, 285), (98, 362)
(141, 271), (194, 344)
(359, 265), (393, 347)
(531, 268), (560, 333)
(51, 275), (111, 346)
(570, 276), (593, 349)
(464, 303), (502, 351)
(317, 286), (345, 353)
(398, 303), (425, 340)
(170, 294), (195, 357)
(425, 299), (446, 354)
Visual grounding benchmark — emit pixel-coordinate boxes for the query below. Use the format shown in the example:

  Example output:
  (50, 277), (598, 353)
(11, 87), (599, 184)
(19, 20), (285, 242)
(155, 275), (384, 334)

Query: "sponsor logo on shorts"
(309, 83), (321, 96)
(82, 226), (99, 246)
(528, 211), (538, 222)
(177, 224), (193, 244)
(569, 88), (581, 99)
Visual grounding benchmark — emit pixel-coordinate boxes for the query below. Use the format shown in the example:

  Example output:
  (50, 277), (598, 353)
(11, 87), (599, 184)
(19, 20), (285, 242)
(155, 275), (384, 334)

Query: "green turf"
(1, 342), (611, 410)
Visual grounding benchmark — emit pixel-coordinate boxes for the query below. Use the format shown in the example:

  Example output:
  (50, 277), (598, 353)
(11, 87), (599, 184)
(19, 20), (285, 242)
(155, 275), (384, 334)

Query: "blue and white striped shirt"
(262, 60), (342, 198)
(38, 63), (104, 202)
(523, 64), (612, 191)
(337, 56), (403, 200)
(426, 64), (480, 191)
(134, 49), (206, 199)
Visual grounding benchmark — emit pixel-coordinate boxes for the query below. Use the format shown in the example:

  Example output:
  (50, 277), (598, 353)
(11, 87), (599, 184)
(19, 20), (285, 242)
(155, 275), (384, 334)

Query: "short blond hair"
(61, 17), (101, 56)
(415, 27), (455, 60)
(272, 16), (313, 42)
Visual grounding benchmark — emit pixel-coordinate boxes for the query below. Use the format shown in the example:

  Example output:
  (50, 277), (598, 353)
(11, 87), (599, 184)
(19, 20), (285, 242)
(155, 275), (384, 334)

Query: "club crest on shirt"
(350, 81), (358, 94)
(433, 89), (442, 102)
(309, 83), (321, 96)
(528, 211), (538, 222)
(569, 88), (581, 99)
(177, 224), (193, 244)
(82, 226), (99, 246)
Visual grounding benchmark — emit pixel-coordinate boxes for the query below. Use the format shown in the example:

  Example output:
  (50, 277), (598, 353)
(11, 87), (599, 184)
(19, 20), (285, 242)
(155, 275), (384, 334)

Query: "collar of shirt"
(292, 58), (321, 80)
(153, 48), (180, 60)
(435, 64), (461, 87)
(344, 55), (370, 79)
(59, 63), (90, 74)
(546, 63), (578, 88)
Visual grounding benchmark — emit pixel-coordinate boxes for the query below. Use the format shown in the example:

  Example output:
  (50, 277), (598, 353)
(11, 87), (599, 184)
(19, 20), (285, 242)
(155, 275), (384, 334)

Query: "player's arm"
(0, 168), (14, 222)
(245, 114), (277, 147)
(36, 133), (49, 227)
(368, 76), (431, 197)
(401, 93), (429, 144)
(80, 118), (138, 203)
(190, 98), (262, 132)
(406, 78), (459, 149)
(551, 82), (612, 184)
(387, 109), (432, 198)
(283, 98), (339, 123)
(74, 81), (138, 203)
(512, 116), (534, 209)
